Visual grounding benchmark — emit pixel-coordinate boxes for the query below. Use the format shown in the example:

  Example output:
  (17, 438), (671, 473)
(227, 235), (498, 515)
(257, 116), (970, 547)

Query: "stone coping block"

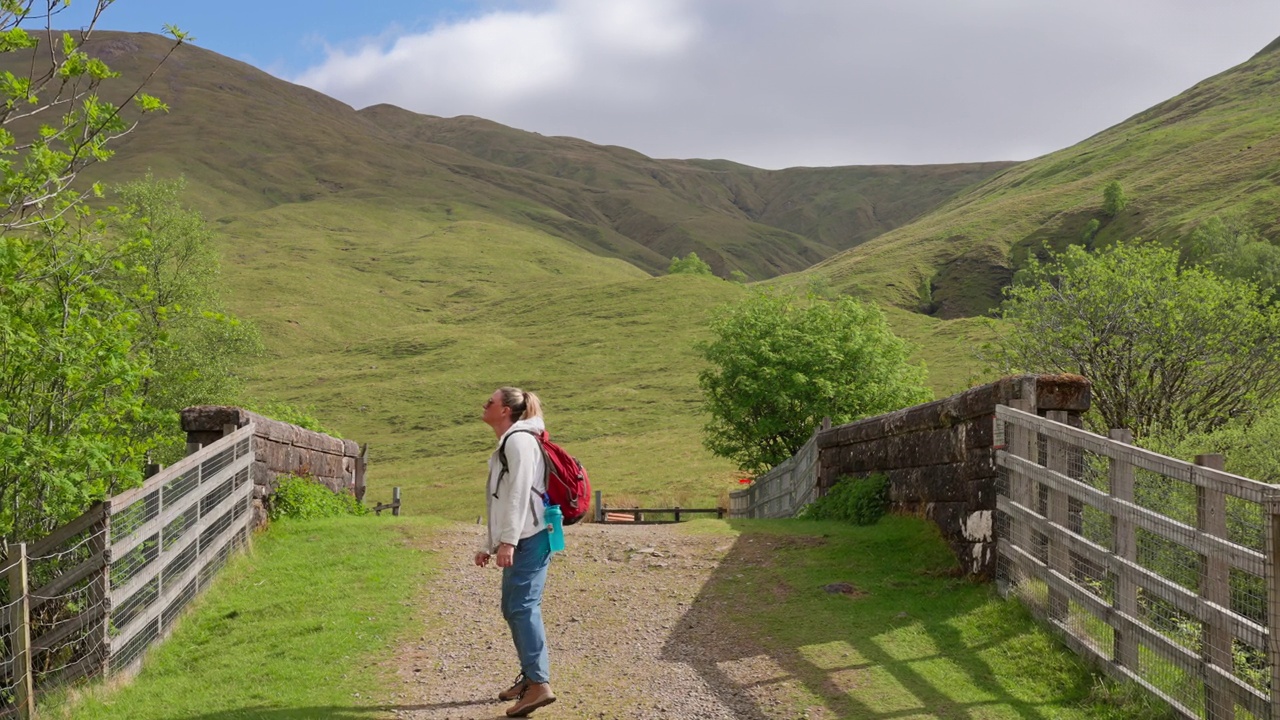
(181, 405), (354, 457)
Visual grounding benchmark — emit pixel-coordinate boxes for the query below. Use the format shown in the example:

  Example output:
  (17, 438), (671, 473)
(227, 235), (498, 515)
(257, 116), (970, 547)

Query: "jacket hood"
(500, 416), (546, 442)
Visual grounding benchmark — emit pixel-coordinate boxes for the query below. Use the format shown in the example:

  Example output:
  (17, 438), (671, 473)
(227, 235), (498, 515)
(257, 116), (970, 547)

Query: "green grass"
(45, 516), (444, 720)
(220, 197), (992, 522)
(681, 516), (1174, 719)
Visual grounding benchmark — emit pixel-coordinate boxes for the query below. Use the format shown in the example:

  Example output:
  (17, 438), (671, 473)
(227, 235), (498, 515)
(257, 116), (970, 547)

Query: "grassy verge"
(675, 516), (1173, 719)
(44, 515), (444, 720)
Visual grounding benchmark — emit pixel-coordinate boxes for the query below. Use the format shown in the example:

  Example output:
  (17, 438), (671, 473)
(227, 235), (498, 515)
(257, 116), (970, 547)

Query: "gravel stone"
(386, 522), (771, 719)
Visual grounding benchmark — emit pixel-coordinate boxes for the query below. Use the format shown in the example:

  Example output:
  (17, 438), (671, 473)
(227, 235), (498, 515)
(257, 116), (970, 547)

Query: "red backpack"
(498, 429), (592, 525)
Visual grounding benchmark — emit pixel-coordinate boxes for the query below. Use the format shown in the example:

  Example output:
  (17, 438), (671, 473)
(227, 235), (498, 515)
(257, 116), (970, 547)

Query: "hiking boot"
(497, 674), (528, 702)
(505, 682), (555, 717)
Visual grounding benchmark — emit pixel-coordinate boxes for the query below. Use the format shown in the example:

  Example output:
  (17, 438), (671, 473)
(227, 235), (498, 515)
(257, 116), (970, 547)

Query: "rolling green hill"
(15, 31), (1278, 517)
(0, 31), (1009, 515)
(66, 32), (1010, 281)
(358, 104), (1013, 278)
(801, 36), (1280, 318)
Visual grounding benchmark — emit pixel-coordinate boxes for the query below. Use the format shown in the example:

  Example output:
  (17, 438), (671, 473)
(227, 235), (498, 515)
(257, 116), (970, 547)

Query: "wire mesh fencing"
(995, 405), (1276, 720)
(0, 423), (257, 719)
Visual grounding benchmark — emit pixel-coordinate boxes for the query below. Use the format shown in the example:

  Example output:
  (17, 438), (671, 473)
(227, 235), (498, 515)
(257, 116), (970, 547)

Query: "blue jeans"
(501, 529), (552, 683)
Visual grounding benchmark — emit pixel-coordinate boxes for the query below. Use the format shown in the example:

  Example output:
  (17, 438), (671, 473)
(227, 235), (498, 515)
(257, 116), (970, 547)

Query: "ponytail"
(498, 386), (544, 420)
(523, 391), (543, 419)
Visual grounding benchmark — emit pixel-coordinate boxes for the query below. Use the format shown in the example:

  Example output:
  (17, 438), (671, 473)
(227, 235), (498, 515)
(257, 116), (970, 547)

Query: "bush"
(799, 474), (889, 525)
(668, 251), (713, 275)
(269, 475), (368, 521)
(1102, 181), (1129, 216)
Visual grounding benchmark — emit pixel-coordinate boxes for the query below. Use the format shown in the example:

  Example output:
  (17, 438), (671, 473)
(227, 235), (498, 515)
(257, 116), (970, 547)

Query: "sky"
(58, 0), (1280, 169)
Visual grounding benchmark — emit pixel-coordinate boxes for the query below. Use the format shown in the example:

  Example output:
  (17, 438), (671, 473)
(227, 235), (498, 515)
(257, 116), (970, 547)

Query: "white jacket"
(481, 417), (548, 553)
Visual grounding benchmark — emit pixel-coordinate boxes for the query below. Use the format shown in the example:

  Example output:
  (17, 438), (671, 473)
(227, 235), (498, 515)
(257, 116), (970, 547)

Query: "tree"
(0, 4), (185, 539)
(108, 175), (262, 461)
(1182, 215), (1280, 300)
(668, 251), (713, 275)
(0, 227), (160, 539)
(1080, 218), (1100, 246)
(698, 291), (932, 473)
(1102, 180), (1129, 216)
(993, 241), (1280, 438)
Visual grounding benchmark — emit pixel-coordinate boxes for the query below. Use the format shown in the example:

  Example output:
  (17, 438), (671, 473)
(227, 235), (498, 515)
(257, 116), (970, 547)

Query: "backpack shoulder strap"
(495, 429), (548, 498)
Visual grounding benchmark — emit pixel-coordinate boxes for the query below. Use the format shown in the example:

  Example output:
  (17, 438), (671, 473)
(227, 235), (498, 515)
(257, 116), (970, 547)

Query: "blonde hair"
(498, 386), (543, 420)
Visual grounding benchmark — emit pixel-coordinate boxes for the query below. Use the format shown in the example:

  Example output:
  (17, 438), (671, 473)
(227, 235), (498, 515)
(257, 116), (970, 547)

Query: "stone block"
(180, 406), (248, 433)
(292, 428), (345, 455)
(964, 416), (995, 449)
(254, 416), (297, 445)
(288, 446), (311, 475)
(888, 465), (964, 505)
(312, 451), (345, 478)
(1035, 374), (1091, 412)
(259, 441), (289, 473)
(185, 431), (222, 449)
(251, 461), (272, 487)
(342, 439), (359, 457)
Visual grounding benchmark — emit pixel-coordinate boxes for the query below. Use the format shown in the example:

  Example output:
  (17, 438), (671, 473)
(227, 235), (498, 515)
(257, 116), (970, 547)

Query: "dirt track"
(383, 521), (794, 720)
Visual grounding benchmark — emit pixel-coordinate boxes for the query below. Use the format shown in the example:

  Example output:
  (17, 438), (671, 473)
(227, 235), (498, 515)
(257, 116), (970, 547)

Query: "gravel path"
(385, 521), (780, 720)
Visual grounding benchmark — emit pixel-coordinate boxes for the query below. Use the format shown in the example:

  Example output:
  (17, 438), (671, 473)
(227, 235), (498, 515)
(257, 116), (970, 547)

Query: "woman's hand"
(496, 542), (516, 568)
(474, 551), (491, 567)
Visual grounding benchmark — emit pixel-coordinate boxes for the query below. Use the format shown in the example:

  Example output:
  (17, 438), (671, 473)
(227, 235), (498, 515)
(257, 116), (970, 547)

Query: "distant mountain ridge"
(42, 32), (1012, 281)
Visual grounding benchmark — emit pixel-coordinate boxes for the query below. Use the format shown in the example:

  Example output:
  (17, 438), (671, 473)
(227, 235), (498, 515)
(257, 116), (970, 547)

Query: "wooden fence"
(995, 405), (1279, 720)
(0, 424), (257, 718)
(729, 425), (822, 519)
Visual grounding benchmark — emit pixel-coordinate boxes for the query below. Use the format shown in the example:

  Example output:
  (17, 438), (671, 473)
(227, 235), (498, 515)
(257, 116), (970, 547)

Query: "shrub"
(269, 475), (368, 521)
(1102, 181), (1129, 216)
(799, 474), (889, 525)
(668, 251), (713, 275)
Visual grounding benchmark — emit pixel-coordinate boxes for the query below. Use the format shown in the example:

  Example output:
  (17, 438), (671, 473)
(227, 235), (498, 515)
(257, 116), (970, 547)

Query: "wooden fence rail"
(729, 425), (823, 519)
(0, 424), (258, 718)
(995, 404), (1280, 720)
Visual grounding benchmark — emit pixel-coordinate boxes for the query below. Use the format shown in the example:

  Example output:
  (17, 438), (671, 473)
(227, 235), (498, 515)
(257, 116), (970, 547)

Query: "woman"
(475, 386), (557, 717)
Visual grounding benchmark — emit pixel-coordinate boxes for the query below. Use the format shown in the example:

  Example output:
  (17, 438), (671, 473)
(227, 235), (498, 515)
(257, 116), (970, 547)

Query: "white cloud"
(293, 0), (698, 112)
(291, 0), (1280, 168)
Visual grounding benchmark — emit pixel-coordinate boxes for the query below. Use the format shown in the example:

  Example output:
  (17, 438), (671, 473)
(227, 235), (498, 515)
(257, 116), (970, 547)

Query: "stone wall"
(180, 406), (366, 525)
(814, 374), (1090, 578)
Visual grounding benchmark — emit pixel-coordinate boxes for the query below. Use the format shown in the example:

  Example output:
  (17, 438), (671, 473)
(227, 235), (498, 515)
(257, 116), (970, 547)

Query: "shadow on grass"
(176, 697), (503, 719)
(661, 517), (1099, 719)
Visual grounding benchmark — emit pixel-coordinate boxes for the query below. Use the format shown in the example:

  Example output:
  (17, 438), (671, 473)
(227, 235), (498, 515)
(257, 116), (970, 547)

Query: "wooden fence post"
(1196, 453), (1231, 720)
(1267, 488), (1280, 719)
(355, 443), (369, 502)
(594, 490), (603, 523)
(392, 487), (401, 517)
(93, 503), (113, 678)
(7, 543), (33, 720)
(1044, 410), (1071, 622)
(1007, 379), (1037, 583)
(1109, 429), (1138, 670)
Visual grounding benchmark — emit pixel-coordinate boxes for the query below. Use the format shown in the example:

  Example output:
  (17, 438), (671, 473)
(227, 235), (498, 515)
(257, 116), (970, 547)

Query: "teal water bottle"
(545, 505), (566, 552)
